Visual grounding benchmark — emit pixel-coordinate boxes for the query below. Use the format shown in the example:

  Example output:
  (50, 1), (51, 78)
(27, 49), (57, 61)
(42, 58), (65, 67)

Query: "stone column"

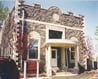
(74, 45), (79, 72)
(46, 45), (52, 77)
(61, 47), (65, 69)
(76, 45), (79, 62)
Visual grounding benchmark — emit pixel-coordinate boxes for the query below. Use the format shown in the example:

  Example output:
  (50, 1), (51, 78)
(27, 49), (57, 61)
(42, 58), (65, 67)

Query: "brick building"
(0, 0), (87, 77)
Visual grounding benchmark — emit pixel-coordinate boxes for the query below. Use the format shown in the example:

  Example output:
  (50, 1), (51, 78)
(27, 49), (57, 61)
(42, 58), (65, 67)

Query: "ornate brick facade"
(24, 4), (86, 67)
(24, 4), (84, 28)
(0, 1), (87, 76)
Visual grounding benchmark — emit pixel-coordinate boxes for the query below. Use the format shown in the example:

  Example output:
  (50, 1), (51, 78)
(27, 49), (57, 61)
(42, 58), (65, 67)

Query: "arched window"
(29, 39), (38, 59)
(28, 31), (40, 59)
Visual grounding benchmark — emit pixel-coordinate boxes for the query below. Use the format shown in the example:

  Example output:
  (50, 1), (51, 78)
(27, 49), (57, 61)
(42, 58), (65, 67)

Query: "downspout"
(21, 9), (24, 72)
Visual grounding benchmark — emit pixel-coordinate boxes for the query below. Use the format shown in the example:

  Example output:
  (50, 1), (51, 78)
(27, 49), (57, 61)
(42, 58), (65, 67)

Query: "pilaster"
(46, 45), (52, 77)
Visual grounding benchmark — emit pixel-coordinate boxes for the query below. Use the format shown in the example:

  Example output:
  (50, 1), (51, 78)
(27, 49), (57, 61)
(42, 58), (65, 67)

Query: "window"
(70, 47), (75, 60)
(29, 39), (38, 59)
(28, 31), (40, 60)
(52, 50), (56, 58)
(49, 30), (62, 39)
(68, 47), (75, 62)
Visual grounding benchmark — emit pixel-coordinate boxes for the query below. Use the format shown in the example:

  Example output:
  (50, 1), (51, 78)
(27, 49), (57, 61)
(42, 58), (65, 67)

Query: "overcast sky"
(2, 0), (98, 39)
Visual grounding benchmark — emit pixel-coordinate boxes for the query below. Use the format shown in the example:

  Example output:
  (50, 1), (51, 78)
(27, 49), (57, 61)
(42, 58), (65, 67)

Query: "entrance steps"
(55, 71), (78, 77)
(52, 67), (59, 75)
(52, 67), (78, 76)
(67, 68), (78, 74)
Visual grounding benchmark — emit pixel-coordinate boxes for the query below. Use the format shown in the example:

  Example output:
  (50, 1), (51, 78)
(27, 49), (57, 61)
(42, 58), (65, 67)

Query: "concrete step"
(55, 72), (78, 77)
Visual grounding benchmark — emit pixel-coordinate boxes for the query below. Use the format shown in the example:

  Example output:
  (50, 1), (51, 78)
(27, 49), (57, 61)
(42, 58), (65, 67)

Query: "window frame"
(46, 25), (65, 41)
(49, 30), (63, 39)
(29, 39), (39, 59)
(28, 31), (40, 60)
(69, 47), (75, 63)
(51, 49), (57, 59)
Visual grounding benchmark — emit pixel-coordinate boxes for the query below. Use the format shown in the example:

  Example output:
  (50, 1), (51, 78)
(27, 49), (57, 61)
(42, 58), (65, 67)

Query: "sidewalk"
(21, 71), (78, 79)
(21, 77), (48, 79)
(88, 70), (98, 79)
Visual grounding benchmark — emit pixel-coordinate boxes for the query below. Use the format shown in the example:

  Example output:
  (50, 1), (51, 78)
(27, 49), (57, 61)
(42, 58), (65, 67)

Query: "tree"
(86, 36), (95, 56)
(0, 1), (9, 25)
(95, 26), (98, 40)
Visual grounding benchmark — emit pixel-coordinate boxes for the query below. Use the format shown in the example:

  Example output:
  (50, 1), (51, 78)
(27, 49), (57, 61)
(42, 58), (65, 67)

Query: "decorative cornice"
(19, 18), (84, 31)
(23, 4), (84, 28)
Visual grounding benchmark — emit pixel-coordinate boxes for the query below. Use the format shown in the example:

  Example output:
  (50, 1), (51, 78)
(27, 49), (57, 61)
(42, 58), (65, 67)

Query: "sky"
(1, 0), (98, 39)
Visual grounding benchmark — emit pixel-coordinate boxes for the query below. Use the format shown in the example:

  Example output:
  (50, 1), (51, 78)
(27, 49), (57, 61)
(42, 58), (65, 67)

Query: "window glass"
(49, 30), (62, 39)
(52, 50), (56, 58)
(29, 39), (38, 59)
(67, 47), (75, 62)
(71, 47), (75, 60)
(71, 51), (75, 60)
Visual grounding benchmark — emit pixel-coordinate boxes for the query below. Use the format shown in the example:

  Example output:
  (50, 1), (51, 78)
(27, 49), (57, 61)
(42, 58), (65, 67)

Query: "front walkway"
(88, 70), (98, 79)
(21, 71), (78, 79)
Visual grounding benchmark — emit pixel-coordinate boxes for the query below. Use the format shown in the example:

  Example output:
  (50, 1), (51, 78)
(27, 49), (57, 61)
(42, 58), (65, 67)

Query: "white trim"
(46, 39), (76, 45)
(46, 45), (52, 77)
(28, 31), (40, 60)
(19, 18), (84, 31)
(23, 60), (27, 79)
(74, 45), (79, 69)
(61, 47), (66, 68)
(46, 25), (65, 40)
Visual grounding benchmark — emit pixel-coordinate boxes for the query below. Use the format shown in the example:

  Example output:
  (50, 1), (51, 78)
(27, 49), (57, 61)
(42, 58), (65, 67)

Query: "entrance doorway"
(51, 49), (57, 67)
(66, 48), (75, 68)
